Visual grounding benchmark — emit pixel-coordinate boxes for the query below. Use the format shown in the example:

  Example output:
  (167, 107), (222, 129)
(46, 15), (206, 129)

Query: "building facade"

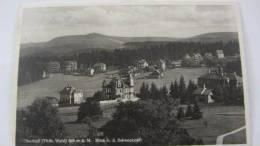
(94, 63), (107, 73)
(61, 61), (77, 73)
(171, 60), (182, 68)
(192, 86), (214, 104)
(216, 50), (225, 59)
(85, 68), (95, 76)
(136, 59), (149, 69)
(59, 85), (84, 105)
(47, 61), (61, 73)
(102, 74), (135, 100)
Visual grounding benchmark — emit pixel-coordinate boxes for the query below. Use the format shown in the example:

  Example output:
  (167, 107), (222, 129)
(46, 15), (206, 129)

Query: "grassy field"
(183, 105), (246, 144)
(58, 104), (115, 138)
(223, 128), (247, 144)
(58, 103), (246, 144)
(17, 67), (208, 108)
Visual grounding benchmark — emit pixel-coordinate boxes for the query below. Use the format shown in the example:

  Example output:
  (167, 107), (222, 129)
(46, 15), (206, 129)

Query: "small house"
(216, 50), (224, 59)
(150, 69), (164, 79)
(136, 59), (149, 69)
(192, 53), (203, 66)
(59, 85), (84, 106)
(85, 68), (95, 76)
(192, 85), (214, 104)
(94, 63), (107, 73)
(171, 60), (182, 68)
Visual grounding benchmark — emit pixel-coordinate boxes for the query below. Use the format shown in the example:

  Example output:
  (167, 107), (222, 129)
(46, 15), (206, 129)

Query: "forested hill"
(18, 39), (240, 86)
(20, 32), (238, 57)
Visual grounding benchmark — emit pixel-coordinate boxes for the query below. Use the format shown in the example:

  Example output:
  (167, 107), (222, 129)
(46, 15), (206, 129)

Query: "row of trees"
(213, 85), (244, 105)
(138, 75), (197, 104)
(138, 74), (244, 106)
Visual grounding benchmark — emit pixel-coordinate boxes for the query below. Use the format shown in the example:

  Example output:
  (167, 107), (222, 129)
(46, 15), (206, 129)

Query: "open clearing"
(17, 67), (208, 108)
(59, 104), (115, 138)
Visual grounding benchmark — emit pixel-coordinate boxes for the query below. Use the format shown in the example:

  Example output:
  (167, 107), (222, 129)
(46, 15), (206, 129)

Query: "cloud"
(21, 5), (238, 43)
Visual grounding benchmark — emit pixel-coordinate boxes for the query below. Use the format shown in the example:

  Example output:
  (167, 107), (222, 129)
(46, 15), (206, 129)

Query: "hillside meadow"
(17, 67), (208, 108)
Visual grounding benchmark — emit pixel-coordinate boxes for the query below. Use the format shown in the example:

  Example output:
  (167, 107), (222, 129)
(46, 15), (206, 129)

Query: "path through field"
(216, 126), (246, 144)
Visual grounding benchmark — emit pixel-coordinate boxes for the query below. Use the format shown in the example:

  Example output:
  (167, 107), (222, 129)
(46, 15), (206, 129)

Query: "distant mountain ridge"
(20, 32), (238, 57)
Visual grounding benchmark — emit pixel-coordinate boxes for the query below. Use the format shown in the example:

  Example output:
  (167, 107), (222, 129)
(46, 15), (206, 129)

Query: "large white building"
(102, 74), (135, 100)
(136, 59), (149, 69)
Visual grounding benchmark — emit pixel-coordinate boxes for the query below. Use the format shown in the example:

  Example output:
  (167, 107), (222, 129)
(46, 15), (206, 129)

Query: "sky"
(21, 4), (238, 43)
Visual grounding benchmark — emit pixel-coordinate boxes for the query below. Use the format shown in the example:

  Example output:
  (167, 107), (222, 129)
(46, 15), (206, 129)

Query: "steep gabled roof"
(193, 88), (212, 96)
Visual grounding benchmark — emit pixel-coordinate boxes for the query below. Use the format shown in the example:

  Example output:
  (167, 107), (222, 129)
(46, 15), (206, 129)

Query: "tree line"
(138, 75), (197, 104)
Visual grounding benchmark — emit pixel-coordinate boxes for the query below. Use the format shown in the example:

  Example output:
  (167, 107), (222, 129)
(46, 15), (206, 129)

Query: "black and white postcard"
(14, 1), (250, 146)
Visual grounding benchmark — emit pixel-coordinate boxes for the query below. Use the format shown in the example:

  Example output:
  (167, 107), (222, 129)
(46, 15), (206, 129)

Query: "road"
(216, 126), (246, 144)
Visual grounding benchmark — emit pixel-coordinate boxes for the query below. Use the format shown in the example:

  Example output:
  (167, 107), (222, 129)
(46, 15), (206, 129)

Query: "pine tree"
(192, 103), (202, 119)
(139, 82), (151, 99)
(170, 80), (179, 99)
(150, 82), (160, 99)
(185, 80), (197, 104)
(177, 107), (185, 119)
(185, 105), (193, 117)
(139, 82), (147, 99)
(179, 75), (186, 103)
(160, 85), (169, 99)
(170, 82), (174, 98)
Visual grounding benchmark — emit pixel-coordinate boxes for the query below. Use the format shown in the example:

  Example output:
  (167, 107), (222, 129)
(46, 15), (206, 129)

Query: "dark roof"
(193, 88), (212, 96)
(60, 85), (83, 94)
(103, 77), (130, 88)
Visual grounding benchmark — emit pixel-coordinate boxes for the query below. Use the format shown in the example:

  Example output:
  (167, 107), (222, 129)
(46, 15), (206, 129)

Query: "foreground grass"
(223, 128), (247, 144)
(183, 105), (246, 144)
